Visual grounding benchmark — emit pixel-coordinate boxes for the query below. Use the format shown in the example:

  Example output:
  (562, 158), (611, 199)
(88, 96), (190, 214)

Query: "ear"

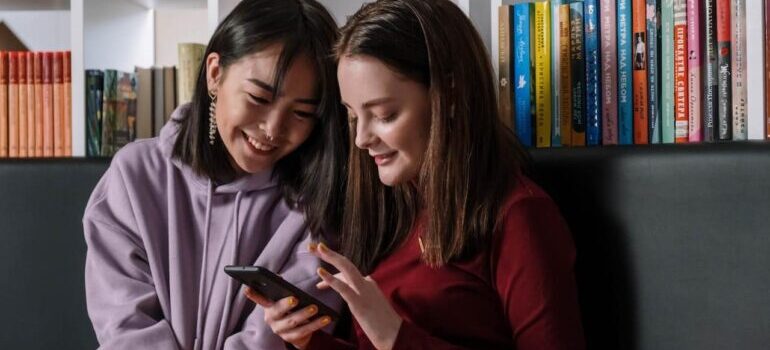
(206, 52), (222, 93)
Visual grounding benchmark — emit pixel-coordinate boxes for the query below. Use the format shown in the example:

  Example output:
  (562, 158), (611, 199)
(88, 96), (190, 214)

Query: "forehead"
(338, 55), (409, 98)
(230, 44), (319, 95)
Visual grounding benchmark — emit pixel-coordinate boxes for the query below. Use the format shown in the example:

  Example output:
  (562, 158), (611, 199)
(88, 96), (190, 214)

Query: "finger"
(263, 296), (299, 323)
(315, 271), (345, 290)
(282, 316), (333, 344)
(244, 288), (273, 307)
(271, 304), (319, 334)
(317, 267), (358, 301)
(311, 243), (365, 289)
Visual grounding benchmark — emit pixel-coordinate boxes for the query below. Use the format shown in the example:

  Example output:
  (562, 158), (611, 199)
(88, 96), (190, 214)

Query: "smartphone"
(224, 265), (339, 322)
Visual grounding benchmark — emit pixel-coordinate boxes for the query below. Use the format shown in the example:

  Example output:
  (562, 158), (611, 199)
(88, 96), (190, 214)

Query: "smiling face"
(206, 43), (319, 174)
(338, 54), (431, 186)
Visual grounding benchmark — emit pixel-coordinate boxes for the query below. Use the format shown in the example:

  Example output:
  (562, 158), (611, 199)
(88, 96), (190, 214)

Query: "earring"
(208, 90), (217, 145)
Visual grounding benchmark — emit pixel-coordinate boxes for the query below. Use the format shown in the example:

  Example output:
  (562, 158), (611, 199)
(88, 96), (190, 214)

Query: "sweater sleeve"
(83, 166), (181, 349)
(492, 195), (585, 350)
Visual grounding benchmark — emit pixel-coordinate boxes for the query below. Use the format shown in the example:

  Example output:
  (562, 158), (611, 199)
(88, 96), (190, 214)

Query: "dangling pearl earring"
(208, 90), (217, 145)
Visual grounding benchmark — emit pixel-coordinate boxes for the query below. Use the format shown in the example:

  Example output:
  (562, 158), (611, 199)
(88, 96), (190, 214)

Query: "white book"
(746, 0), (766, 140)
(551, 0), (562, 146)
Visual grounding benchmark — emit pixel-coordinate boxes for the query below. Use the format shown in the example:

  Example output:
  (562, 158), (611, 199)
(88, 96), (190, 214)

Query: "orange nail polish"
(307, 305), (317, 315)
(321, 317), (331, 325)
(287, 297), (297, 307)
(317, 267), (329, 277)
(308, 242), (318, 251)
(318, 242), (328, 252)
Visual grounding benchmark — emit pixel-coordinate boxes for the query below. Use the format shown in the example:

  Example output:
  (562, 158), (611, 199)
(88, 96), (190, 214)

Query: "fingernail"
(287, 297), (298, 307)
(321, 317), (331, 325)
(318, 242), (328, 253)
(317, 267), (330, 278)
(308, 242), (318, 251)
(307, 305), (317, 315)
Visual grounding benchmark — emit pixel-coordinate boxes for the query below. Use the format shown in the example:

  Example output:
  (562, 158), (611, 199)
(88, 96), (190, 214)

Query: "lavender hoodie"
(83, 105), (341, 349)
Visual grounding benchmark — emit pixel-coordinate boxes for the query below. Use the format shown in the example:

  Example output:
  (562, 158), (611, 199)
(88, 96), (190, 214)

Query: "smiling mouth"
(373, 151), (397, 166)
(242, 131), (277, 152)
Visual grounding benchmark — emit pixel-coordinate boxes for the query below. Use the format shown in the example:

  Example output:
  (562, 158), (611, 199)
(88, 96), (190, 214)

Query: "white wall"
(0, 11), (70, 50)
(84, 0), (153, 71)
(155, 8), (209, 67)
(317, 0), (368, 26)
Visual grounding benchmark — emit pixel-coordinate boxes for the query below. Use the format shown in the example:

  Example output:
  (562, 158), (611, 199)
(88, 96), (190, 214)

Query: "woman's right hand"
(244, 288), (331, 349)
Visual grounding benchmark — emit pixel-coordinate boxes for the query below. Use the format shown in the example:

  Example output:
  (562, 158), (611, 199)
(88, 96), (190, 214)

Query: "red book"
(53, 52), (63, 157)
(0, 51), (7, 158)
(34, 52), (43, 157)
(632, 0), (649, 144)
(18, 51), (27, 157)
(26, 51), (35, 157)
(42, 52), (54, 157)
(64, 51), (71, 156)
(8, 52), (18, 157)
(674, 0), (689, 143)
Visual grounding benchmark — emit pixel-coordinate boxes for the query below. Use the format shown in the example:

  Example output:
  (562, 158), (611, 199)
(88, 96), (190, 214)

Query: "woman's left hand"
(310, 242), (402, 350)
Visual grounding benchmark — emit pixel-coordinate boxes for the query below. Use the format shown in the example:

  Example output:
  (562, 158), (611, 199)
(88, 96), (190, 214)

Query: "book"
(584, 0), (601, 146)
(53, 52), (63, 157)
(618, 0), (634, 144)
(570, 2), (586, 147)
(18, 51), (27, 157)
(647, 0), (661, 144)
(42, 52), (53, 157)
(703, 0), (719, 142)
(177, 43), (206, 106)
(135, 67), (153, 139)
(674, 0), (689, 143)
(26, 51), (34, 157)
(633, 0), (649, 144)
(661, 0), (676, 143)
(114, 72), (134, 150)
(731, 0), (747, 140)
(8, 52), (18, 157)
(717, 0), (732, 140)
(551, 0), (563, 146)
(33, 52), (43, 157)
(513, 3), (533, 147)
(687, 0), (702, 142)
(558, 4), (573, 146)
(600, 0), (618, 145)
(745, 1), (765, 140)
(64, 51), (71, 156)
(0, 52), (7, 157)
(152, 67), (165, 136)
(163, 66), (176, 125)
(101, 70), (118, 157)
(498, 5), (514, 130)
(533, 2), (552, 148)
(85, 70), (103, 157)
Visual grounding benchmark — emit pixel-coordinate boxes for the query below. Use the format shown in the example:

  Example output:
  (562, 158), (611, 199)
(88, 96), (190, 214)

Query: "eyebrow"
(342, 97), (395, 110)
(247, 78), (320, 106)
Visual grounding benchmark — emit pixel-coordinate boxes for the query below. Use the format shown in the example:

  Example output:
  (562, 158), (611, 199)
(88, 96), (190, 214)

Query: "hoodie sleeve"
(223, 231), (344, 349)
(83, 164), (181, 349)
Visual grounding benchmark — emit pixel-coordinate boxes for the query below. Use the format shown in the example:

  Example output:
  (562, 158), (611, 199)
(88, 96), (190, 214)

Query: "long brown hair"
(337, 0), (529, 273)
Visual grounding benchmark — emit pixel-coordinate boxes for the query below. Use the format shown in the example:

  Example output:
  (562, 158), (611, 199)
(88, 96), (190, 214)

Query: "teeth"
(246, 134), (276, 151)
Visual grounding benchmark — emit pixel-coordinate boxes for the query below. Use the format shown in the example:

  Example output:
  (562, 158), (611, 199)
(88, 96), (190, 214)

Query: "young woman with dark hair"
(82, 1), (348, 349)
(248, 0), (585, 349)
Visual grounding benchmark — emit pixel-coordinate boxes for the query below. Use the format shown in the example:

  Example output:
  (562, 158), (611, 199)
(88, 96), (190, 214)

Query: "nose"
(260, 107), (288, 139)
(354, 117), (376, 150)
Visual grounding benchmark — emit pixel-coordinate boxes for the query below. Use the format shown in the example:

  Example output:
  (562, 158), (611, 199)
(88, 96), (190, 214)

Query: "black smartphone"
(224, 265), (339, 322)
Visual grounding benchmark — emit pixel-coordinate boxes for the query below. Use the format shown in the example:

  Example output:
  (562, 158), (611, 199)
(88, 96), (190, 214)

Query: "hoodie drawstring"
(215, 190), (244, 343)
(194, 180), (214, 350)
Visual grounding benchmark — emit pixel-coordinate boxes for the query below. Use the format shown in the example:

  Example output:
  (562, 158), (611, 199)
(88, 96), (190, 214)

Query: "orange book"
(53, 52), (63, 157)
(26, 51), (35, 157)
(34, 52), (43, 157)
(8, 52), (18, 157)
(0, 51), (7, 158)
(42, 52), (53, 157)
(18, 51), (27, 157)
(632, 0), (649, 144)
(64, 51), (71, 156)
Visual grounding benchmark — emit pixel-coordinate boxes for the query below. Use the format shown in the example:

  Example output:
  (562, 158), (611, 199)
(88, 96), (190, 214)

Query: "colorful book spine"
(717, 0), (732, 140)
(703, 0), (719, 142)
(661, 0), (676, 143)
(18, 52), (27, 158)
(584, 0), (601, 146)
(85, 70), (104, 157)
(26, 52), (34, 157)
(632, 0), (649, 144)
(570, 2), (586, 146)
(101, 70), (118, 156)
(33, 52), (43, 157)
(687, 0), (702, 142)
(558, 4), (573, 146)
(0, 52), (7, 157)
(766, 0), (770, 139)
(600, 0), (618, 145)
(534, 2), (552, 148)
(8, 52), (18, 157)
(498, 5), (514, 130)
(551, 0), (562, 147)
(42, 52), (53, 157)
(745, 1), (765, 140)
(618, 0), (634, 144)
(64, 52), (72, 156)
(647, 0), (661, 144)
(673, 0), (689, 143)
(731, 0), (747, 140)
(513, 3), (533, 147)
(53, 52), (63, 157)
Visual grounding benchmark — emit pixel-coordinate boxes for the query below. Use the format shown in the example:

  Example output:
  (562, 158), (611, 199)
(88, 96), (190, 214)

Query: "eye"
(247, 93), (270, 105)
(378, 112), (397, 123)
(293, 110), (318, 120)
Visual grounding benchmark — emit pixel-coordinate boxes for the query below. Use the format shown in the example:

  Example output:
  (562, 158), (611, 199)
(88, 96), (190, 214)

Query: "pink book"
(687, 0), (702, 142)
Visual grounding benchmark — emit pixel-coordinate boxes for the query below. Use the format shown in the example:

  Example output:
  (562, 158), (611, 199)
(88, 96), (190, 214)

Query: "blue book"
(513, 3), (533, 147)
(647, 0), (661, 143)
(617, 0), (634, 145)
(570, 2), (586, 146)
(584, 0), (601, 146)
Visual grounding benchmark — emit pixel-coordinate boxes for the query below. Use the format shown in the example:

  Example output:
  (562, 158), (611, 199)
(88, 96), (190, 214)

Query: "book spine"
(498, 5), (514, 130)
(731, 0), (747, 140)
(26, 52), (34, 157)
(674, 0), (689, 143)
(618, 0), (634, 144)
(633, 0), (649, 144)
(513, 4), (533, 147)
(64, 51), (72, 156)
(584, 0), (601, 146)
(648, 0), (661, 144)
(551, 0), (562, 147)
(745, 1), (765, 140)
(558, 4), (573, 146)
(42, 52), (53, 157)
(534, 2), (552, 148)
(570, 2), (586, 146)
(703, 0), (719, 142)
(767, 0), (770, 139)
(0, 51), (6, 157)
(85, 70), (103, 157)
(102, 70), (118, 157)
(34, 52), (43, 157)
(717, 0), (732, 140)
(687, 0), (702, 142)
(661, 0), (676, 143)
(8, 52), (18, 157)
(18, 51), (27, 158)
(53, 52), (63, 157)
(600, 0), (618, 145)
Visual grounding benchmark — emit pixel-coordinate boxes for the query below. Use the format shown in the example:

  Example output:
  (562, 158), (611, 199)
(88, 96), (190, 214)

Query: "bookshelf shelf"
(0, 0), (70, 11)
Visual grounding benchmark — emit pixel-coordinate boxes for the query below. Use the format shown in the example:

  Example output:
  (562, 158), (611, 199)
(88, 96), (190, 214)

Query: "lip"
(372, 151), (397, 166)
